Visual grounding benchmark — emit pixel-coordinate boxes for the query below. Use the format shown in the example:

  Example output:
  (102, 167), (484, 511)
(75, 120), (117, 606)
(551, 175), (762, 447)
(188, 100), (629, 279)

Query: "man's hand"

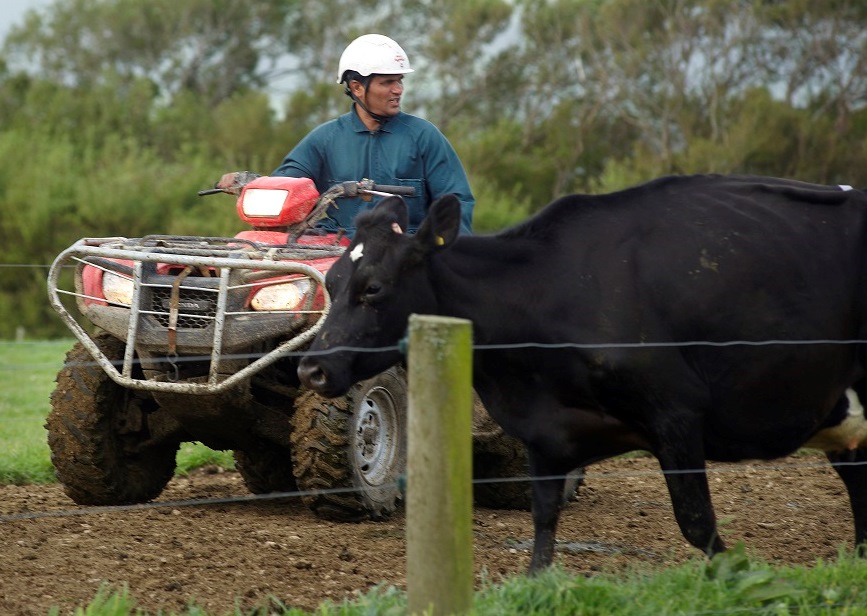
(214, 171), (262, 195)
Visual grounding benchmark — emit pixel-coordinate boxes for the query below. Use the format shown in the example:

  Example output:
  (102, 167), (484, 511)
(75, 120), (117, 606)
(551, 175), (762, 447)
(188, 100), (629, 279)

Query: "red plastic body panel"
(236, 176), (320, 227)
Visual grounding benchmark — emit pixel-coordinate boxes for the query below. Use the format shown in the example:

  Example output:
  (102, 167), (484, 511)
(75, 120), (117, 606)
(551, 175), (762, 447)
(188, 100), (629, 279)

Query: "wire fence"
(2, 327), (867, 612)
(2, 336), (866, 517)
(0, 455), (855, 524)
(0, 332), (867, 616)
(2, 462), (863, 613)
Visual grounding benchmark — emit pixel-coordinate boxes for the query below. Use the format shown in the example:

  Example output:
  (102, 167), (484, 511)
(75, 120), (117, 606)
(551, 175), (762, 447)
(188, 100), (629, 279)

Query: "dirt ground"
(0, 452), (856, 616)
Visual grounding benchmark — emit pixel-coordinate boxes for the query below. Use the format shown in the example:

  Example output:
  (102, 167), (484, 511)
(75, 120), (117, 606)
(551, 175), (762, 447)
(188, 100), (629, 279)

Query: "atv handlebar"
(369, 184), (415, 196)
(339, 180), (416, 198)
(198, 177), (416, 238)
(197, 178), (416, 199)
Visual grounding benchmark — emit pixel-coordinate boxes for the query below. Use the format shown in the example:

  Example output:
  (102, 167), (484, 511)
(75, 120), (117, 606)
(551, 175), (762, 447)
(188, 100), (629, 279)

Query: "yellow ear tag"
(435, 235), (445, 246)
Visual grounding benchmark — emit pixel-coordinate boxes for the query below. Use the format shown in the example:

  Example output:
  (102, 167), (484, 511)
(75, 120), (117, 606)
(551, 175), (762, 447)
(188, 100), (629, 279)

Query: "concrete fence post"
(406, 314), (474, 616)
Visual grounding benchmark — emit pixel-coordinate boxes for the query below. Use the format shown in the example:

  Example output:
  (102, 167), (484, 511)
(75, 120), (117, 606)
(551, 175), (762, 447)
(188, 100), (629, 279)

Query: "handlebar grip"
(373, 184), (416, 197)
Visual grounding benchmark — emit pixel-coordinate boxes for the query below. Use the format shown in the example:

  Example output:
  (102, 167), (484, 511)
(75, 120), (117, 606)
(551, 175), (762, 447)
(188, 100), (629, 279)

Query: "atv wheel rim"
(353, 386), (399, 487)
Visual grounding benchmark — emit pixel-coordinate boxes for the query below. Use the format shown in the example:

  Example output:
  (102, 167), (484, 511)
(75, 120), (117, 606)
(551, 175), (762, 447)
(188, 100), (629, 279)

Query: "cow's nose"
(297, 360), (328, 391)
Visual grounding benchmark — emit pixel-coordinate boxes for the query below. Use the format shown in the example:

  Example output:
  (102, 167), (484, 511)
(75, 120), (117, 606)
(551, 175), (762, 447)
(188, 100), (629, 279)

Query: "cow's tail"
(752, 181), (853, 206)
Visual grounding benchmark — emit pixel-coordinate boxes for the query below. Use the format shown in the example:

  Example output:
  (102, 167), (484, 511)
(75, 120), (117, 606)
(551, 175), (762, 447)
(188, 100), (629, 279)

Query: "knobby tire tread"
(234, 443), (298, 494)
(46, 332), (178, 505)
(290, 390), (371, 521)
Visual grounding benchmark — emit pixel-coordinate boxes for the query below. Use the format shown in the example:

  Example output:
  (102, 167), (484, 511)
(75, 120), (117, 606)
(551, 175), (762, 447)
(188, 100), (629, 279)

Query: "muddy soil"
(0, 453), (854, 615)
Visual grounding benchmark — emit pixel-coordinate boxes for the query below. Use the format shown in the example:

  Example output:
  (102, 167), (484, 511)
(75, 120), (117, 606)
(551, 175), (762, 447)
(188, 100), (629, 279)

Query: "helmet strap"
(345, 77), (390, 125)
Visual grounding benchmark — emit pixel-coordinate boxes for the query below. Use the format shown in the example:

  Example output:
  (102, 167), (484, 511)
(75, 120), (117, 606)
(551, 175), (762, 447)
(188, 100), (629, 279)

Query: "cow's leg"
(826, 447), (867, 555)
(652, 422), (725, 557)
(526, 448), (567, 574)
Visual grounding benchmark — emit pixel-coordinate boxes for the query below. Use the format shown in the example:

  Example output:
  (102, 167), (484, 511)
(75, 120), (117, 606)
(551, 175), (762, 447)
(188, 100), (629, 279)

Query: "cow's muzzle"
(297, 359), (346, 398)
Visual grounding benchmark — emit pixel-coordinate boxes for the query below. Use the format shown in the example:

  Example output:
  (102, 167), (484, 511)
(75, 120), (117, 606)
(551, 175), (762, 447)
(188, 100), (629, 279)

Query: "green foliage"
(60, 554), (867, 614)
(0, 341), (63, 484)
(205, 91), (283, 170)
(705, 543), (805, 605)
(175, 442), (235, 476)
(0, 340), (233, 483)
(3, 0), (294, 106)
(469, 176), (535, 233)
(402, 0), (514, 131)
(46, 583), (137, 616)
(3, 0), (867, 336)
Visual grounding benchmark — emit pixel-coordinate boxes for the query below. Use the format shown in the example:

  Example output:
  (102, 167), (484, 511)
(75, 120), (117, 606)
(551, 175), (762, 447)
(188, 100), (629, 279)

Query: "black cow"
(297, 173), (867, 573)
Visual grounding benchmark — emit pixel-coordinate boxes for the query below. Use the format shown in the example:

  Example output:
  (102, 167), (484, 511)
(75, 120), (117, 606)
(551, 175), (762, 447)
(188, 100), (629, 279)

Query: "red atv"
(46, 176), (537, 520)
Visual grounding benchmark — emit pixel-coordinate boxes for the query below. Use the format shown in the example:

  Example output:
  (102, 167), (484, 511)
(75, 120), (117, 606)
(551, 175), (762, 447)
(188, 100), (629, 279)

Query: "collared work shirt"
(273, 106), (474, 236)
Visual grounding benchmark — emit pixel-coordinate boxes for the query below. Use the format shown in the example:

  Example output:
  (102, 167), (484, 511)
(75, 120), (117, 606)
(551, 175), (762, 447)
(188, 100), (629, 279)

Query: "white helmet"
(336, 34), (414, 84)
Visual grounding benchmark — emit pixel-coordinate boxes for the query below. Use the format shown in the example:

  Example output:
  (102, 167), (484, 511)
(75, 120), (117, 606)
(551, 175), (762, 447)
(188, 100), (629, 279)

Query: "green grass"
(61, 546), (867, 615)
(469, 546), (867, 616)
(0, 339), (233, 485)
(0, 340), (64, 483)
(175, 441), (234, 475)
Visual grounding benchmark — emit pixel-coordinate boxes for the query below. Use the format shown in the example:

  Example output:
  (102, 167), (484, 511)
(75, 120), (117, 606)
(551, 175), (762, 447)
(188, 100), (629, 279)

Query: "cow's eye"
(364, 283), (381, 296)
(362, 283), (382, 302)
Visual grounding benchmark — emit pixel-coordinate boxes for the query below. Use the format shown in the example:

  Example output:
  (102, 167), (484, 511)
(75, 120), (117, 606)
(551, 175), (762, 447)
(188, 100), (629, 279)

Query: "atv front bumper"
(48, 237), (337, 395)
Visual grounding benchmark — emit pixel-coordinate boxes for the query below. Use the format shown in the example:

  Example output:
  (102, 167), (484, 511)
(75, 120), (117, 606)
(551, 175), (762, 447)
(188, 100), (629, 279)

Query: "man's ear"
(349, 79), (365, 99)
(373, 196), (409, 233)
(416, 195), (461, 250)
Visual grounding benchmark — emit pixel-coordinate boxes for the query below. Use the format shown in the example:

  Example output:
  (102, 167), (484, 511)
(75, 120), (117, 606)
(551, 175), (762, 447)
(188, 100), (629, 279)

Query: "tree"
(3, 0), (295, 107)
(4, 0), (867, 337)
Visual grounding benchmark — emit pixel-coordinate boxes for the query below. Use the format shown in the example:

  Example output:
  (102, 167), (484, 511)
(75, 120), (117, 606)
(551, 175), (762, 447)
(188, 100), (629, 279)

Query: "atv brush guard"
(47, 236), (335, 395)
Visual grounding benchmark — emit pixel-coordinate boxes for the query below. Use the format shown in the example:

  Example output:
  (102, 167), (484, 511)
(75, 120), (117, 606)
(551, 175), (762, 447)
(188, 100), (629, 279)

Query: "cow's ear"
(417, 195), (461, 250)
(374, 196), (409, 233)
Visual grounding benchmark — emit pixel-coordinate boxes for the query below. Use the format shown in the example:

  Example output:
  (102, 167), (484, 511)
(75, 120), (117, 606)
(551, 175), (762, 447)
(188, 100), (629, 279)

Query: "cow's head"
(297, 194), (462, 397)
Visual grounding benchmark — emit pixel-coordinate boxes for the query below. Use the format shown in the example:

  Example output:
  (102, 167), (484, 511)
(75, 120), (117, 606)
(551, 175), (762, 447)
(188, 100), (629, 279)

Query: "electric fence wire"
(2, 338), (867, 518)
(7, 336), (867, 371)
(2, 330), (867, 528)
(2, 336), (867, 612)
(0, 456), (860, 524)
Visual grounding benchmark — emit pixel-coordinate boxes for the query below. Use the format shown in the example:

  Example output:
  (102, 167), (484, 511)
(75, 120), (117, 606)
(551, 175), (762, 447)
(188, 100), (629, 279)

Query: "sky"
(2, 0), (53, 40)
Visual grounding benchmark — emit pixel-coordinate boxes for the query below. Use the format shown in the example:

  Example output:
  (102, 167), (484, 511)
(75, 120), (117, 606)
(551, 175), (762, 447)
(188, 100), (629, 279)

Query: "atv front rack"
(48, 236), (341, 395)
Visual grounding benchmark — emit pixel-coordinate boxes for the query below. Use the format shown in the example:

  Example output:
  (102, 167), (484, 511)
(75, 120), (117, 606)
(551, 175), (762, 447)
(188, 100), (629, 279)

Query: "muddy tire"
(471, 396), (534, 509)
(234, 442), (298, 494)
(290, 366), (407, 521)
(46, 332), (179, 505)
(471, 395), (584, 509)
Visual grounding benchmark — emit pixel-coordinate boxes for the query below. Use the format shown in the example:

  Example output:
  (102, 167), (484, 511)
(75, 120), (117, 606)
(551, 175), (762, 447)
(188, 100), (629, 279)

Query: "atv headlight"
(103, 271), (134, 306)
(241, 188), (289, 217)
(251, 280), (311, 311)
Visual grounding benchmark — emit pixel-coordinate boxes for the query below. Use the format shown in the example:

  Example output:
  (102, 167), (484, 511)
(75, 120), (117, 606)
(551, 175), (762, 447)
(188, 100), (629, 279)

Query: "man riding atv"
(45, 34), (575, 523)
(218, 33), (474, 238)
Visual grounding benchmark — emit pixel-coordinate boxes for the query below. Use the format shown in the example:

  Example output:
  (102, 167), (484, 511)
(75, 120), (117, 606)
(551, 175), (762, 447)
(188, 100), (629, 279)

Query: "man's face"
(355, 74), (404, 118)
